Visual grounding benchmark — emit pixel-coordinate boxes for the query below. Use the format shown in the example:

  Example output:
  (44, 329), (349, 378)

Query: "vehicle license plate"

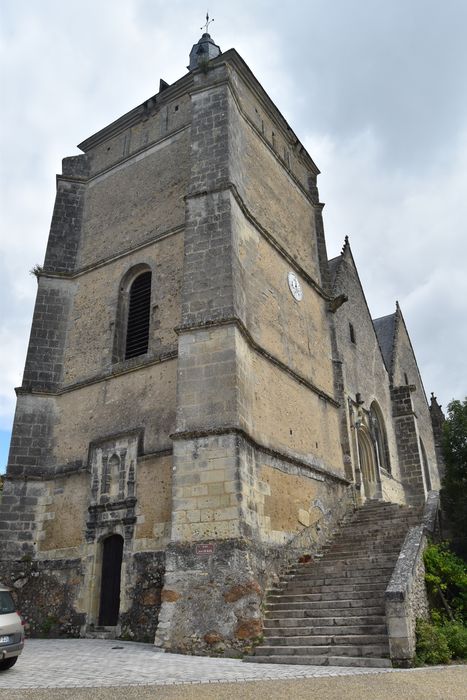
(0, 635), (10, 643)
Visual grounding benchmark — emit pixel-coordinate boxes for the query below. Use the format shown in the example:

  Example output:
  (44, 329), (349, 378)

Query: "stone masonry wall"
(331, 248), (406, 502)
(0, 558), (85, 638)
(391, 385), (425, 504)
(78, 129), (189, 269)
(392, 315), (440, 492)
(386, 525), (430, 664)
(6, 394), (58, 479)
(43, 158), (88, 274)
(62, 234), (183, 386)
(231, 199), (335, 396)
(21, 278), (76, 393)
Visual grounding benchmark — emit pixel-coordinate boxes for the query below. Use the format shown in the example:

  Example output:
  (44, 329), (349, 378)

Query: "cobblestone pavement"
(0, 638), (405, 688)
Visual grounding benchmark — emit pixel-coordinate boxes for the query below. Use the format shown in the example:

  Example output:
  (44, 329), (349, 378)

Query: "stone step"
(267, 597), (383, 611)
(265, 605), (385, 618)
(282, 581), (387, 594)
(247, 500), (422, 669)
(264, 634), (390, 646)
(320, 548), (398, 556)
(264, 615), (387, 629)
(313, 555), (398, 566)
(324, 540), (404, 549)
(283, 573), (392, 587)
(253, 644), (389, 658)
(350, 511), (417, 520)
(334, 525), (410, 531)
(324, 539), (406, 548)
(245, 654), (392, 668)
(293, 557), (396, 570)
(286, 565), (394, 580)
(268, 589), (385, 603)
(339, 514), (418, 524)
(349, 515), (417, 525)
(282, 583), (388, 595)
(263, 624), (387, 636)
(290, 559), (395, 571)
(84, 626), (117, 640)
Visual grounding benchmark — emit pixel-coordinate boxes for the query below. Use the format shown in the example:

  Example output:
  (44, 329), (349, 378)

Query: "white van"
(0, 584), (24, 670)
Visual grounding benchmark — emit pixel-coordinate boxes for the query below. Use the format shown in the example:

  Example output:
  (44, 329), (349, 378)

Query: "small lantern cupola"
(188, 13), (221, 71)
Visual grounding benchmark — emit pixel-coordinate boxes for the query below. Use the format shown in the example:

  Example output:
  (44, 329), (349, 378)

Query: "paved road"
(0, 639), (464, 699)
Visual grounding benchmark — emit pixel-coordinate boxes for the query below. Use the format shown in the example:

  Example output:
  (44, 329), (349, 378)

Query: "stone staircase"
(247, 500), (422, 668)
(84, 625), (119, 640)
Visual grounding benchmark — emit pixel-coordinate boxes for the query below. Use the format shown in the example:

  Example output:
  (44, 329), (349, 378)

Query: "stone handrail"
(384, 491), (440, 666)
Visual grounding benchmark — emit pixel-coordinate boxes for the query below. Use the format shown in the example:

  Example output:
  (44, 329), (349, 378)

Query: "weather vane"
(201, 11), (214, 33)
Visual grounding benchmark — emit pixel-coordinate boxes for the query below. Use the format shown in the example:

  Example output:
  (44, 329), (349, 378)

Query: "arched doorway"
(357, 428), (381, 500)
(99, 534), (124, 626)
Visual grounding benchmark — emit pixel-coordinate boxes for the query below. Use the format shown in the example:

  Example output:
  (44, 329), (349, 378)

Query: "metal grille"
(125, 271), (151, 359)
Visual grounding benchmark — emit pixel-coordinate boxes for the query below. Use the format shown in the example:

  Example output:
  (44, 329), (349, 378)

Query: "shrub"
(415, 619), (451, 665)
(443, 620), (467, 659)
(424, 543), (467, 621)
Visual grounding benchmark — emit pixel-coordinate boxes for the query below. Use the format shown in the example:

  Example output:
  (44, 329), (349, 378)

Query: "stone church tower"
(0, 33), (441, 652)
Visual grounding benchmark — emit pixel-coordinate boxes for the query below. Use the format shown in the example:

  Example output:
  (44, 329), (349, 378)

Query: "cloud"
(0, 0), (466, 433)
(302, 124), (467, 407)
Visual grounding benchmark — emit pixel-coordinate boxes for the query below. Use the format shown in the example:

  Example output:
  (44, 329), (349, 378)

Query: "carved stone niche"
(86, 430), (142, 543)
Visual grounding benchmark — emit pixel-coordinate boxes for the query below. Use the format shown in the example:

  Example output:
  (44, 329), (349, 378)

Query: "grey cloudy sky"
(1, 0), (466, 469)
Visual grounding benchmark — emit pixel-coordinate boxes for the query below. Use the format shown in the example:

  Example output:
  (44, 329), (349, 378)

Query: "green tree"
(441, 398), (467, 559)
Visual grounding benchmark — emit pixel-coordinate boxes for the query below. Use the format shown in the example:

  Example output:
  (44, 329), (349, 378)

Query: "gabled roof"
(373, 312), (397, 375)
(328, 236), (349, 288)
(329, 236), (396, 376)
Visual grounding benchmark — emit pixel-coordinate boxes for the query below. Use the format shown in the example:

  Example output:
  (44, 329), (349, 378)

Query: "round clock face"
(287, 271), (303, 301)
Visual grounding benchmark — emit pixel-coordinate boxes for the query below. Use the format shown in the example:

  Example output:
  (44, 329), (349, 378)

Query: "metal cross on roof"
(201, 11), (214, 33)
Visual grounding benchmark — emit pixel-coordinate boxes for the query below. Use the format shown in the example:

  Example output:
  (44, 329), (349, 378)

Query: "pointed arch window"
(369, 401), (391, 474)
(420, 439), (432, 491)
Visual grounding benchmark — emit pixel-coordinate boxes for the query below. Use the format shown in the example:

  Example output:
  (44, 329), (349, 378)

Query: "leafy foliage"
(415, 619), (451, 665)
(442, 620), (467, 659)
(440, 397), (467, 559)
(416, 543), (467, 664)
(415, 617), (467, 664)
(424, 543), (467, 621)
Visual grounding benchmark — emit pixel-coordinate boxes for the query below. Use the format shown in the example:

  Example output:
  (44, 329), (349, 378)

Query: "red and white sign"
(195, 543), (215, 555)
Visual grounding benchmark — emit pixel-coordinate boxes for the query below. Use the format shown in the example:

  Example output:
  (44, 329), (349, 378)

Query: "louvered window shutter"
(125, 271), (151, 359)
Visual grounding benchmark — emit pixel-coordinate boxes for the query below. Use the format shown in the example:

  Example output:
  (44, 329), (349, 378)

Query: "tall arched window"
(370, 401), (391, 474)
(113, 266), (152, 363)
(125, 271), (151, 359)
(420, 439), (432, 491)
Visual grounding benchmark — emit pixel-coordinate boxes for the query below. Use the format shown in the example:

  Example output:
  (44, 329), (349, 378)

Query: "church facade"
(0, 34), (442, 652)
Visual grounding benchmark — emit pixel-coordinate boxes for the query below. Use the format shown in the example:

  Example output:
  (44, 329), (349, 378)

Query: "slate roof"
(328, 256), (341, 288)
(373, 313), (396, 373)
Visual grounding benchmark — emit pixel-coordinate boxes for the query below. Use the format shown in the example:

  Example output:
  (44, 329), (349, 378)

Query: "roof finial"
(188, 16), (221, 71)
(201, 11), (214, 34)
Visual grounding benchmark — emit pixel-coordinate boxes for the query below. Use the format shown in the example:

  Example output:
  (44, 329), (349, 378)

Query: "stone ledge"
(170, 426), (349, 485)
